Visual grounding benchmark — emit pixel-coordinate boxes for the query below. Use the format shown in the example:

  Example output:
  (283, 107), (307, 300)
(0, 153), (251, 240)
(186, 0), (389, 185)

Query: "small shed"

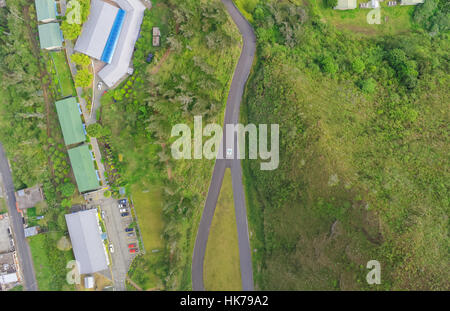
(152, 27), (161, 47)
(24, 226), (40, 238)
(84, 275), (95, 289)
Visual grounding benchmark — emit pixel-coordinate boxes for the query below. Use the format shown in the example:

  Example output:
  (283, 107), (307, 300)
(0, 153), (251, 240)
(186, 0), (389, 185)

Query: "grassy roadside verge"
(204, 169), (242, 291)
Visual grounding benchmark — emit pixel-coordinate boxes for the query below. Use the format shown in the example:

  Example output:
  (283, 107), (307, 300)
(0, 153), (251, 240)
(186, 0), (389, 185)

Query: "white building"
(74, 0), (146, 88)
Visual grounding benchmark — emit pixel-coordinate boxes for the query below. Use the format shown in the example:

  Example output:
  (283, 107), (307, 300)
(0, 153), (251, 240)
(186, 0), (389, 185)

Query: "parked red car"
(129, 248), (138, 253)
(128, 243), (137, 248)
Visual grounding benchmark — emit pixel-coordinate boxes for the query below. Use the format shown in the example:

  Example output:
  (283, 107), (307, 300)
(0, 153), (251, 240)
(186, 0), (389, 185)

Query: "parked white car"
(97, 82), (103, 90)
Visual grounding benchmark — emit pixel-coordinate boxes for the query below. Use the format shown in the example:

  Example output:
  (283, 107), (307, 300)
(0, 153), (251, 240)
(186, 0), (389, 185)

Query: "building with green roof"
(55, 97), (86, 146)
(38, 23), (63, 50)
(68, 145), (100, 193)
(35, 0), (57, 23)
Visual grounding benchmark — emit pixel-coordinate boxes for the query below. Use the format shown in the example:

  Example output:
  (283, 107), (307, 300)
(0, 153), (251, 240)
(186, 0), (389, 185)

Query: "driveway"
(191, 0), (256, 291)
(0, 143), (38, 291)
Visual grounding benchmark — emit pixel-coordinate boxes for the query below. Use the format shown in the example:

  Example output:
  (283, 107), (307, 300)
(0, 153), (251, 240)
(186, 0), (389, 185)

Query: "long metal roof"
(38, 23), (63, 49)
(68, 144), (100, 193)
(55, 97), (86, 146)
(65, 209), (108, 274)
(98, 0), (146, 87)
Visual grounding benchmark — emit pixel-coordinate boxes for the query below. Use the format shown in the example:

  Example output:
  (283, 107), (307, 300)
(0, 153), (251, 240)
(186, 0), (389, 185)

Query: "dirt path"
(150, 48), (171, 75)
(126, 276), (143, 291)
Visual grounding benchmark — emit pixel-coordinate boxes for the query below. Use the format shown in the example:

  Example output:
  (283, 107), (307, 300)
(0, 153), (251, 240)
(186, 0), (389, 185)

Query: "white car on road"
(109, 243), (114, 253)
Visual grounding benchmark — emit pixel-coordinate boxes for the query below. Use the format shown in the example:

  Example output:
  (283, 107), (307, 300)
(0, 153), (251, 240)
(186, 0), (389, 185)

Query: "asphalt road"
(0, 142), (38, 291)
(191, 0), (256, 291)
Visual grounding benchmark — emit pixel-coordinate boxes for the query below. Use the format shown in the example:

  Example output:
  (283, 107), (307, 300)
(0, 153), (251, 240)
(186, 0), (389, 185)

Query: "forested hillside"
(241, 0), (449, 290)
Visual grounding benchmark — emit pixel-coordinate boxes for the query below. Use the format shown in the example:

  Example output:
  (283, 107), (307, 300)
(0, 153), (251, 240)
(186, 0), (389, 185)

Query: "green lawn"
(51, 51), (76, 98)
(28, 233), (75, 291)
(131, 182), (164, 250)
(127, 182), (164, 290)
(204, 169), (242, 291)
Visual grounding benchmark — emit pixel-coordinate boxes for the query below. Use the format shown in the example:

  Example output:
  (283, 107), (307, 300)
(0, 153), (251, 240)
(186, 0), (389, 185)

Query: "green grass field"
(127, 182), (164, 290)
(131, 182), (164, 250)
(312, 0), (415, 35)
(51, 51), (76, 98)
(204, 169), (242, 291)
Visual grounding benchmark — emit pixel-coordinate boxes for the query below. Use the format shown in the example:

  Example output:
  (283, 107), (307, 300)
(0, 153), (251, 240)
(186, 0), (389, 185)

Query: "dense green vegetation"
(99, 0), (241, 289)
(413, 0), (449, 35)
(240, 0), (449, 290)
(0, 0), (83, 290)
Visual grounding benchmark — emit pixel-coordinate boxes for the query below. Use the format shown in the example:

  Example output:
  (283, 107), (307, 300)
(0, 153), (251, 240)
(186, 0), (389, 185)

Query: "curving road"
(0, 143), (38, 291)
(192, 0), (256, 291)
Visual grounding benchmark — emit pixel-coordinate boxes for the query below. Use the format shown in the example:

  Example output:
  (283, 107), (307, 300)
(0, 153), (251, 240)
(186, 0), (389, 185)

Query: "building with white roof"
(65, 209), (108, 274)
(74, 0), (146, 88)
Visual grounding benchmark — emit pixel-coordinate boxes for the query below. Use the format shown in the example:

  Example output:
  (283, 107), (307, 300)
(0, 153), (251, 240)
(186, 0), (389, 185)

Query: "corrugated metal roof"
(74, 0), (119, 60)
(24, 226), (39, 237)
(68, 145), (100, 193)
(38, 23), (63, 49)
(35, 0), (56, 22)
(98, 0), (146, 87)
(55, 97), (86, 146)
(65, 209), (108, 274)
(0, 273), (18, 284)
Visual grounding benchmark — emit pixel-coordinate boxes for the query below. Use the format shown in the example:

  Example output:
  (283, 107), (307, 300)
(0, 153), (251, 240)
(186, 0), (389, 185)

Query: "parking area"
(84, 190), (140, 291)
